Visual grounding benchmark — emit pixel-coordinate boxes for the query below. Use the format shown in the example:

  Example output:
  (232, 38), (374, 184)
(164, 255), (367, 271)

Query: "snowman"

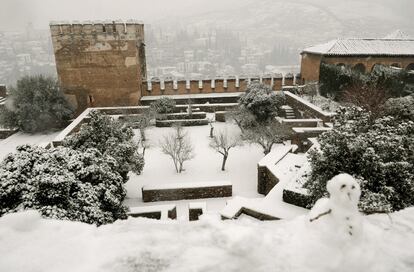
(308, 173), (362, 238)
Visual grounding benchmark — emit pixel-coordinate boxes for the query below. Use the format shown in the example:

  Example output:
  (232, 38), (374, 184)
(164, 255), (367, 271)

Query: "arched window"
(371, 63), (382, 72)
(406, 63), (414, 71)
(353, 63), (366, 74)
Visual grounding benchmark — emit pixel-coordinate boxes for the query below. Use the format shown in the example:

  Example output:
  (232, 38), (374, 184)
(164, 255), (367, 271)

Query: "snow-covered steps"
(142, 181), (232, 202)
(281, 105), (296, 119)
(128, 204), (177, 220)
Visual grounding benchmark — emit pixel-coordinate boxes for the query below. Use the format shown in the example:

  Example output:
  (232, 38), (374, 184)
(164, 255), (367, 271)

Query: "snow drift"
(1, 208), (414, 272)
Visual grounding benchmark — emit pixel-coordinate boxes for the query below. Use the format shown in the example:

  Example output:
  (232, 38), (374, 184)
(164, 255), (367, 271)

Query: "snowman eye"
(351, 185), (355, 189)
(340, 184), (346, 189)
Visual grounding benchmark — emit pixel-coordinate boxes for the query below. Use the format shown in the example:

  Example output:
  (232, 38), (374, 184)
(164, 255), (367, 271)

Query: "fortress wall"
(50, 20), (145, 115)
(142, 74), (299, 97)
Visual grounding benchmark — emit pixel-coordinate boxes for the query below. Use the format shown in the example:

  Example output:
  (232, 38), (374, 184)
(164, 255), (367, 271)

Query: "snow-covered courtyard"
(125, 122), (266, 218)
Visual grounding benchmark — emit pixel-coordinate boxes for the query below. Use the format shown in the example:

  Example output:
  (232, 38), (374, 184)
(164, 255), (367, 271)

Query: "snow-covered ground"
(1, 208), (414, 272)
(125, 122), (265, 219)
(0, 131), (61, 160)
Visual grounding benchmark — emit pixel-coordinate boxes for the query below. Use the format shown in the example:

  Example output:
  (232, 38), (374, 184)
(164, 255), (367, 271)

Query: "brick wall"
(300, 52), (414, 83)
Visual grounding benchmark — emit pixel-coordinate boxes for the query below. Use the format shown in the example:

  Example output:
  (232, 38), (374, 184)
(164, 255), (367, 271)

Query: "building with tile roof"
(300, 33), (414, 83)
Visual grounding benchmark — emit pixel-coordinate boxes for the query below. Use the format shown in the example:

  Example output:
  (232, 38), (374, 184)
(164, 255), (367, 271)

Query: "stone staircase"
(281, 105), (296, 119)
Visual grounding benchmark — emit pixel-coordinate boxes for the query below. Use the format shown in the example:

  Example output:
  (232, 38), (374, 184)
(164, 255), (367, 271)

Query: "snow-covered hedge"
(63, 111), (144, 181)
(304, 107), (414, 213)
(238, 82), (285, 123)
(0, 145), (128, 225)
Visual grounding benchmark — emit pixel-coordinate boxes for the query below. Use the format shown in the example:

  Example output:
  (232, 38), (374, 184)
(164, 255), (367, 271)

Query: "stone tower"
(50, 20), (146, 114)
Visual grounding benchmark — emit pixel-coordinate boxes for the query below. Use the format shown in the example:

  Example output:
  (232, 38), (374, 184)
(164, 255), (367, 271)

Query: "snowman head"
(327, 173), (361, 208)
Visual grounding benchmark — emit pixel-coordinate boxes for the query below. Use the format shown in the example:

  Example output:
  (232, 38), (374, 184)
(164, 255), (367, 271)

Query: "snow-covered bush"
(0, 75), (73, 132)
(304, 107), (414, 213)
(319, 63), (414, 100)
(150, 97), (176, 114)
(382, 95), (414, 121)
(0, 145), (127, 224)
(241, 120), (293, 155)
(238, 82), (285, 123)
(63, 111), (144, 181)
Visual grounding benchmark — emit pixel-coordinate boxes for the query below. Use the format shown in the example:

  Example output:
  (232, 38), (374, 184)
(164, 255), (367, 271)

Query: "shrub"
(304, 107), (414, 213)
(319, 63), (414, 100)
(238, 82), (285, 123)
(0, 145), (127, 225)
(382, 95), (414, 121)
(63, 111), (144, 181)
(0, 75), (73, 132)
(150, 97), (176, 114)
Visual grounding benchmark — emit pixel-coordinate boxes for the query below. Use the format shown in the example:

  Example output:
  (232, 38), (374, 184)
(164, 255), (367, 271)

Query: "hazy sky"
(0, 0), (413, 31)
(0, 0), (242, 30)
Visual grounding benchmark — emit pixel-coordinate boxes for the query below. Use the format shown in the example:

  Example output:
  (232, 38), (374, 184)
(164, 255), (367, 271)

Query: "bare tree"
(126, 109), (153, 141)
(209, 129), (242, 171)
(160, 125), (194, 173)
(341, 83), (390, 116)
(242, 120), (293, 155)
(208, 118), (214, 138)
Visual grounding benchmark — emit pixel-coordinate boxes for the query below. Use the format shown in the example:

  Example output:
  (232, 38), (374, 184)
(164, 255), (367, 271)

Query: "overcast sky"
(0, 0), (413, 31)
(0, 0), (242, 30)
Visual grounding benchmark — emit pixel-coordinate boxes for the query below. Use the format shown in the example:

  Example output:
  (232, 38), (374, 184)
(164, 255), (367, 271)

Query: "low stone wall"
(215, 111), (226, 122)
(281, 118), (322, 128)
(284, 91), (334, 123)
(257, 145), (297, 195)
(282, 189), (312, 209)
(162, 112), (206, 120)
(142, 181), (232, 202)
(128, 205), (177, 220)
(221, 207), (279, 221)
(155, 118), (209, 127)
(291, 127), (331, 152)
(188, 202), (206, 221)
(0, 128), (18, 139)
(257, 166), (279, 195)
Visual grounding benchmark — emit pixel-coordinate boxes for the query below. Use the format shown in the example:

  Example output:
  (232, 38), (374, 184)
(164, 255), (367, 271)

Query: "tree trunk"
(173, 158), (179, 173)
(263, 146), (271, 155)
(221, 154), (228, 171)
(140, 128), (146, 141)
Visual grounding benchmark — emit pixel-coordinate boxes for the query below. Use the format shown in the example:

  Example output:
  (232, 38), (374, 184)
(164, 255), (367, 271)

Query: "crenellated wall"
(142, 73), (299, 97)
(50, 20), (146, 115)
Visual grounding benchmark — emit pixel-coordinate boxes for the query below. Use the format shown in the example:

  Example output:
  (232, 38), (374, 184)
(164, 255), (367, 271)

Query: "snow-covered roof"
(384, 30), (411, 40)
(302, 38), (414, 56)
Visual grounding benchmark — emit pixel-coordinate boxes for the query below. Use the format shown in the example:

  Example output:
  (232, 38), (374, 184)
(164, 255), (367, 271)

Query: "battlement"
(49, 19), (144, 37)
(142, 73), (300, 97)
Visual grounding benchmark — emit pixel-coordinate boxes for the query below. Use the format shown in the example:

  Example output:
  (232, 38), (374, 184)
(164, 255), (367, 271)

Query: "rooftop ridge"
(49, 19), (144, 26)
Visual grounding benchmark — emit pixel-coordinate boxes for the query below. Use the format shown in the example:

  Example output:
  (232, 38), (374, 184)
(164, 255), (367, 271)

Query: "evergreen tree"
(0, 145), (127, 225)
(63, 111), (144, 181)
(0, 75), (73, 133)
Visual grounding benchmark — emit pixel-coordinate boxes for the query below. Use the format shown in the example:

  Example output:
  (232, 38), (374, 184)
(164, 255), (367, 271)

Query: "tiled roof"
(302, 39), (414, 56)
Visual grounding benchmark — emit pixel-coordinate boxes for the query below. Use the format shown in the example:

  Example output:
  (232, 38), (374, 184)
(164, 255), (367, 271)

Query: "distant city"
(0, 23), (300, 87)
